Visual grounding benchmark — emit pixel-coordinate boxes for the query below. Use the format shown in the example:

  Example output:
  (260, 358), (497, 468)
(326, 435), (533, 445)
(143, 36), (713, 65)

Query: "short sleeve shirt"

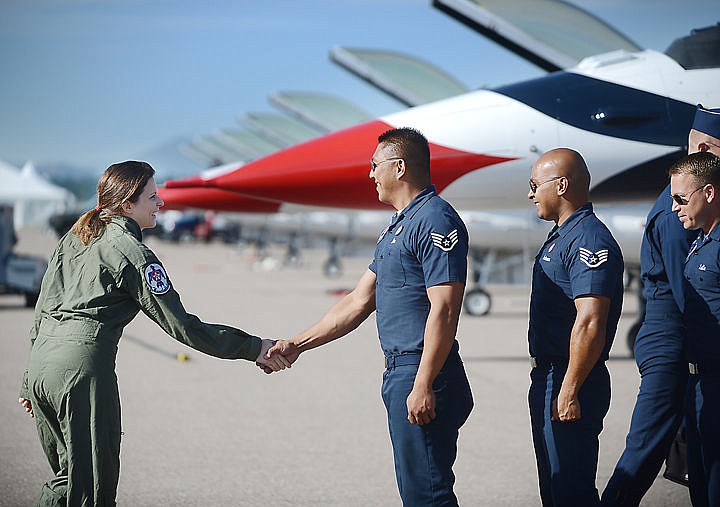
(683, 224), (720, 362)
(528, 203), (624, 360)
(369, 186), (468, 355)
(640, 185), (695, 314)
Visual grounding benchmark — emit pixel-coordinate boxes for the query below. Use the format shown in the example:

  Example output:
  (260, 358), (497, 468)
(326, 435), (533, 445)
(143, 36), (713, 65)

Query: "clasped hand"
(256, 339), (299, 374)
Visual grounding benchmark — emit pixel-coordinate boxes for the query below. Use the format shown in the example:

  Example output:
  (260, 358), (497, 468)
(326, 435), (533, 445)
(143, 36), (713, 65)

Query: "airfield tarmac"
(0, 229), (691, 506)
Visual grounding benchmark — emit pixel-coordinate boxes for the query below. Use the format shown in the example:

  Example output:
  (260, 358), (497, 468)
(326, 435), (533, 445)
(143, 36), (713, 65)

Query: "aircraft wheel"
(626, 320), (642, 357)
(464, 288), (492, 316)
(323, 259), (343, 278)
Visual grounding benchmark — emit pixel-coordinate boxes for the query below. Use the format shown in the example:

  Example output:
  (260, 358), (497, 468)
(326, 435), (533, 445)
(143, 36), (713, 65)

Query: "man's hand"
(552, 386), (581, 422)
(407, 384), (436, 425)
(19, 397), (33, 418)
(266, 340), (301, 369)
(255, 339), (292, 374)
(256, 339), (300, 374)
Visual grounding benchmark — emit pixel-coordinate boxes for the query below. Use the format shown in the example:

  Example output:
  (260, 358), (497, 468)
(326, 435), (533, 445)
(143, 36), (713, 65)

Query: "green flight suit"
(19, 216), (261, 506)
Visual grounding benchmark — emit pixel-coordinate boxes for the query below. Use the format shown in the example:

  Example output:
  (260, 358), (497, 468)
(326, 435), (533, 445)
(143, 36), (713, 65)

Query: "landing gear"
(284, 233), (302, 266)
(464, 288), (492, 316)
(323, 258), (342, 278)
(323, 238), (343, 278)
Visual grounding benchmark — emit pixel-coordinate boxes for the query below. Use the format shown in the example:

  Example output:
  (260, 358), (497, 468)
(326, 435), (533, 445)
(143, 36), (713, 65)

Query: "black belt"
(530, 356), (568, 369)
(384, 342), (461, 370)
(688, 362), (720, 376)
(385, 353), (422, 370)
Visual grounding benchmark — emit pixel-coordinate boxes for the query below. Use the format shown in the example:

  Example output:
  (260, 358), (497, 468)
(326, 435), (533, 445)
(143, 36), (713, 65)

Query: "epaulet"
(106, 226), (155, 267)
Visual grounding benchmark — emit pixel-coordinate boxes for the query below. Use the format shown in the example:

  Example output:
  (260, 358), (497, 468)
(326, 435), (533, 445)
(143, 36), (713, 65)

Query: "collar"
(709, 221), (720, 242)
(110, 215), (142, 242)
(549, 202), (594, 239)
(393, 185), (437, 225)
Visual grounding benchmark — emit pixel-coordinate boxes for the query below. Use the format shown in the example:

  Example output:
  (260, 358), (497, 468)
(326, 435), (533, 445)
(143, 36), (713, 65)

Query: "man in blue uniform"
(268, 127), (473, 506)
(527, 148), (624, 506)
(601, 106), (720, 506)
(669, 150), (720, 507)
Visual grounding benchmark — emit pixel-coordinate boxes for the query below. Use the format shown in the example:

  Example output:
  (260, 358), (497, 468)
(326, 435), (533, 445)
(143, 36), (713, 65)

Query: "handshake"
(255, 339), (300, 374)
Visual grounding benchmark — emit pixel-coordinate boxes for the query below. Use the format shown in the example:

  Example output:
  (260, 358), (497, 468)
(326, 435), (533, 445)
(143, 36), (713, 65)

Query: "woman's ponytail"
(70, 161), (154, 245)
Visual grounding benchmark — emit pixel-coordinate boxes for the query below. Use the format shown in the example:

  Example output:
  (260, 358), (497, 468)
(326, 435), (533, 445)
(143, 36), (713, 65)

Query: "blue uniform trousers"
(686, 371), (720, 507)
(530, 361), (611, 507)
(381, 350), (473, 507)
(601, 315), (687, 506)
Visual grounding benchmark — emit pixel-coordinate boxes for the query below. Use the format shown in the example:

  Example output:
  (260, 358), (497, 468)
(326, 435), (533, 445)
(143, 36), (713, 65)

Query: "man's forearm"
(415, 286), (462, 388)
(415, 311), (457, 387)
(564, 319), (605, 394)
(292, 291), (375, 352)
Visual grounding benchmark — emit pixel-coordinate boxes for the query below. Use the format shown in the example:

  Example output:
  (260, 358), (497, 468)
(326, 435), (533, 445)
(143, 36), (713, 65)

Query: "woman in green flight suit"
(18, 161), (289, 506)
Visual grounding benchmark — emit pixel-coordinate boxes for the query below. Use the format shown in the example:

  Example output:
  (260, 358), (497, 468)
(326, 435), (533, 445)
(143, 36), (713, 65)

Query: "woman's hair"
(71, 161), (155, 245)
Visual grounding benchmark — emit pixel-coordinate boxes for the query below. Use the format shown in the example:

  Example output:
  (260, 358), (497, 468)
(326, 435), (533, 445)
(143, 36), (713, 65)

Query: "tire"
(323, 259), (343, 278)
(464, 288), (492, 316)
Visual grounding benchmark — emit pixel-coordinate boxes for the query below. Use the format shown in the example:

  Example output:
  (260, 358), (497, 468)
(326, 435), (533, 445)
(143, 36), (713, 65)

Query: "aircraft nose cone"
(204, 120), (514, 209)
(157, 186), (280, 213)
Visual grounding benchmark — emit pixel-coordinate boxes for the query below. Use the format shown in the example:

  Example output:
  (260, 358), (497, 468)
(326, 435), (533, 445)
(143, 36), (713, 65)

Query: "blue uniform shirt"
(529, 203), (624, 360)
(369, 185), (468, 355)
(683, 224), (720, 363)
(640, 185), (695, 315)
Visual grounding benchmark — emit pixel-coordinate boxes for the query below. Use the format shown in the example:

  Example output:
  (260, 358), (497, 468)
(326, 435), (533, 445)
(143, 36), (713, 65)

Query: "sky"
(0, 0), (716, 177)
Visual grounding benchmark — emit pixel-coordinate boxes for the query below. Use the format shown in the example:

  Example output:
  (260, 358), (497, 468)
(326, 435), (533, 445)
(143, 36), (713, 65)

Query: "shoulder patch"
(430, 229), (459, 252)
(144, 263), (171, 294)
(579, 247), (609, 268)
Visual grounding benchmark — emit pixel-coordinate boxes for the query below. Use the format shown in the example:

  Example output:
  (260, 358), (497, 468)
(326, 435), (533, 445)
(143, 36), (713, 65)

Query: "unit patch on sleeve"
(144, 263), (171, 294)
(579, 247), (608, 268)
(430, 229), (459, 252)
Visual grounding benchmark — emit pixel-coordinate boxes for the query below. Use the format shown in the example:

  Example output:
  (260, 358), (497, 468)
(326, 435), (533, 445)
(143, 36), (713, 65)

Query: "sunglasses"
(529, 176), (562, 193)
(370, 157), (403, 172)
(671, 186), (704, 206)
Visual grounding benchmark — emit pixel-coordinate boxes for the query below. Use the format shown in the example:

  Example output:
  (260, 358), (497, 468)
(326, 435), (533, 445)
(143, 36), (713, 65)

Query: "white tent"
(0, 160), (76, 229)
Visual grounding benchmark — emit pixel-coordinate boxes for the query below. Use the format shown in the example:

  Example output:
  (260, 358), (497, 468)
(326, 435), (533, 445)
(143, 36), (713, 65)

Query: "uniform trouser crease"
(530, 362), (610, 507)
(381, 360), (473, 507)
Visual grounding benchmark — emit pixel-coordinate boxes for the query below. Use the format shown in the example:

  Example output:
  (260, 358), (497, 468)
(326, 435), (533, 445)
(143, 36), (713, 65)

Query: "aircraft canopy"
(432, 0), (641, 71)
(239, 112), (325, 146)
(330, 47), (469, 107)
(269, 91), (373, 131)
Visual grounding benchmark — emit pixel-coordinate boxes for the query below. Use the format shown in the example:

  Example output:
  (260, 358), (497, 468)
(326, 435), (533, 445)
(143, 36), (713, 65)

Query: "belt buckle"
(384, 356), (389, 369)
(689, 363), (699, 375)
(530, 357), (538, 369)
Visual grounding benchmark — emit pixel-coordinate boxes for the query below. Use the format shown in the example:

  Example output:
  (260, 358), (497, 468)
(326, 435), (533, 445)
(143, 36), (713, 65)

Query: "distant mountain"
(130, 136), (206, 182)
(19, 137), (207, 201)
(34, 163), (99, 202)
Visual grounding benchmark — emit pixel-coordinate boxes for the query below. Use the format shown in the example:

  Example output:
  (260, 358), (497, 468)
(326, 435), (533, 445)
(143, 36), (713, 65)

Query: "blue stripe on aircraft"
(493, 72), (696, 147)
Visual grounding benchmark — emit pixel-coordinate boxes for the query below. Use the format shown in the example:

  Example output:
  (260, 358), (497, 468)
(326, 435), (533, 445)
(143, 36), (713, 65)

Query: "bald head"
(536, 148), (590, 198)
(529, 148), (591, 225)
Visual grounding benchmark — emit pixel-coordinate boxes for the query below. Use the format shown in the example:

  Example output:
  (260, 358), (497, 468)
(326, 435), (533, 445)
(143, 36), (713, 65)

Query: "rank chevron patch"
(579, 247), (609, 268)
(430, 229), (459, 252)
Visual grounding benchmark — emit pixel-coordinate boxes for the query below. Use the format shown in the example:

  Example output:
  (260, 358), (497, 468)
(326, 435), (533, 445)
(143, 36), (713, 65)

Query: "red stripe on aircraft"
(158, 186), (280, 213)
(164, 175), (207, 189)
(205, 120), (516, 209)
